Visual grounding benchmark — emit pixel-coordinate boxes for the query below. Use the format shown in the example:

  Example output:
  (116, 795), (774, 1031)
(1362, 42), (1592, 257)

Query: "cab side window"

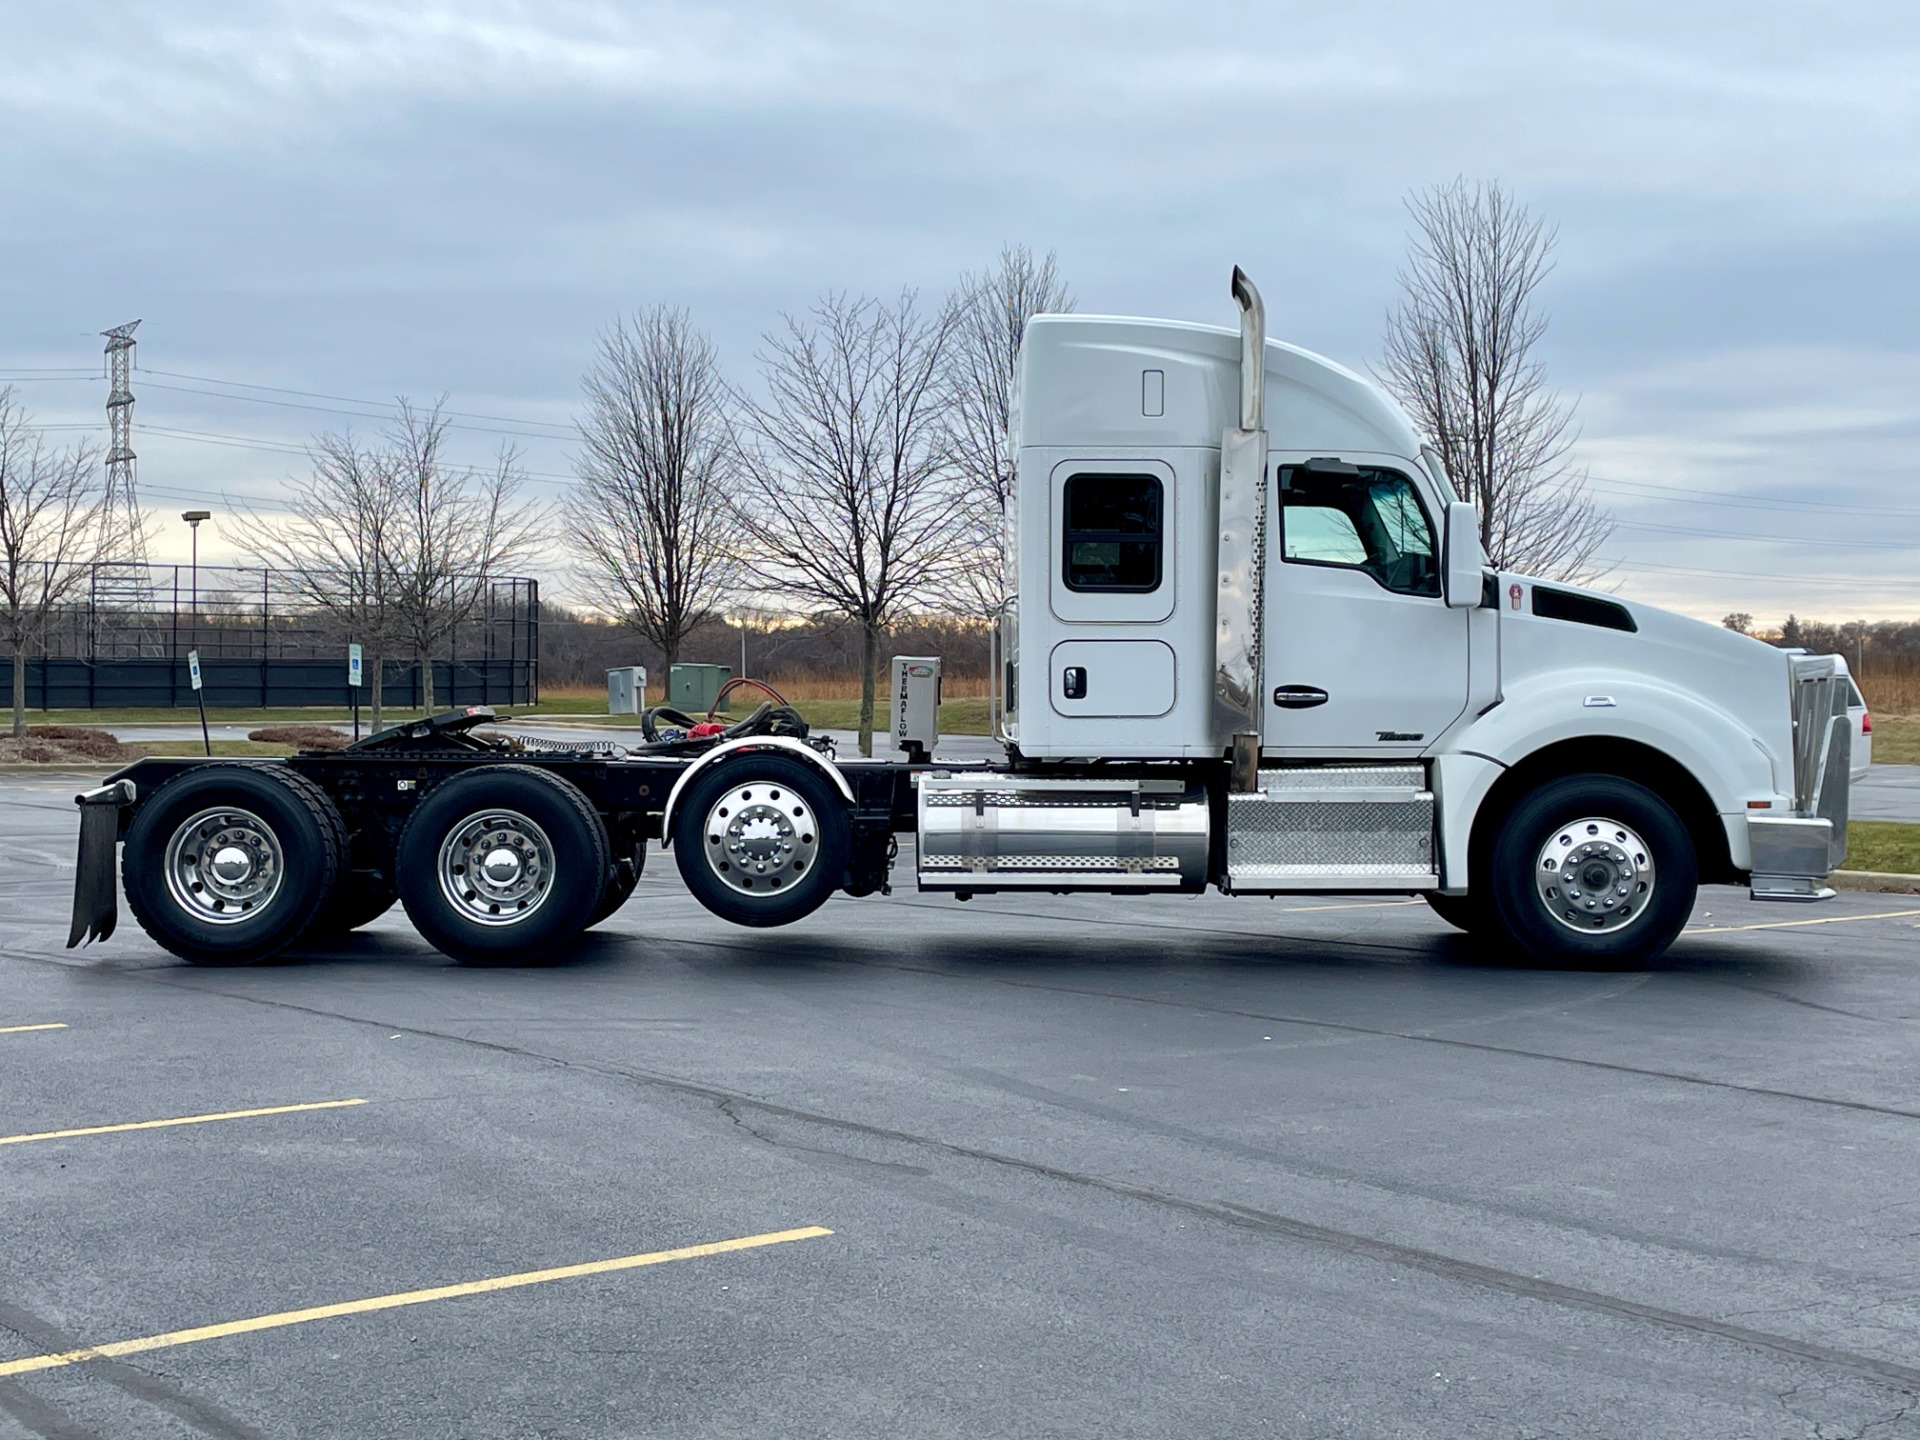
(1278, 464), (1439, 597)
(1063, 473), (1163, 592)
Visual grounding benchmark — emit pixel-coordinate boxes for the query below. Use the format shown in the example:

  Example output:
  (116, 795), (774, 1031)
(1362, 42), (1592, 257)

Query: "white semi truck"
(69, 269), (1852, 969)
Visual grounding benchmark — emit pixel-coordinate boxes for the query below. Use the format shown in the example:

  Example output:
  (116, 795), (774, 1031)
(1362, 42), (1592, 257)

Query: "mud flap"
(68, 779), (135, 948)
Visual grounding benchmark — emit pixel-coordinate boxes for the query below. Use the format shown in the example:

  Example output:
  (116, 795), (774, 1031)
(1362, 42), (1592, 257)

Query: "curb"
(0, 764), (122, 776)
(1833, 869), (1920, 895)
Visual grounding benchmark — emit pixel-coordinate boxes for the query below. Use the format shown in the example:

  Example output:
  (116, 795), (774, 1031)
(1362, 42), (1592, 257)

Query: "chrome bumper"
(1748, 815), (1836, 901)
(1749, 655), (1851, 903)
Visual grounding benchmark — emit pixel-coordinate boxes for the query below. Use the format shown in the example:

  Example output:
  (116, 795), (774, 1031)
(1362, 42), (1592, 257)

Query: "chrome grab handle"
(1271, 686), (1330, 709)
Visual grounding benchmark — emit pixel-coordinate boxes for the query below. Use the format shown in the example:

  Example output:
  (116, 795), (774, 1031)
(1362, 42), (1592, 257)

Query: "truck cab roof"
(1015, 314), (1425, 460)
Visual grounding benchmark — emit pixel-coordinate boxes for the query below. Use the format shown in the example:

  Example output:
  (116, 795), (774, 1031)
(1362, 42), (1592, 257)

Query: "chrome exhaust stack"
(1214, 266), (1269, 784)
(1233, 265), (1265, 430)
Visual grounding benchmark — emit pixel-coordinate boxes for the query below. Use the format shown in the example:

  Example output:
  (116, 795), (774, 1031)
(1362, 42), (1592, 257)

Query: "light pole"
(182, 511), (210, 650)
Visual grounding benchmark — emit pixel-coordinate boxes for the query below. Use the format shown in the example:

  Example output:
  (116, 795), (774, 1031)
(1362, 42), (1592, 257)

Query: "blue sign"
(348, 643), (364, 688)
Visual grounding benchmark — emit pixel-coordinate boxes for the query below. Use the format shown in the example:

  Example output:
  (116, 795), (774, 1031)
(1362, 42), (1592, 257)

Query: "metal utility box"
(605, 666), (647, 715)
(668, 663), (732, 714)
(890, 655), (941, 762)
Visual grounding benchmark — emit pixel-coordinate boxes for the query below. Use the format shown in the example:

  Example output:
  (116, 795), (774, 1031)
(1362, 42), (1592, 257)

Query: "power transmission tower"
(98, 320), (153, 622)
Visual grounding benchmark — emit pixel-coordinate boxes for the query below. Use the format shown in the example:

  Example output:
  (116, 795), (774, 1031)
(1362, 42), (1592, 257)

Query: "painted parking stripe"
(1689, 907), (1920, 935)
(0, 1099), (366, 1148)
(0, 1023), (67, 1036)
(0, 1226), (834, 1379)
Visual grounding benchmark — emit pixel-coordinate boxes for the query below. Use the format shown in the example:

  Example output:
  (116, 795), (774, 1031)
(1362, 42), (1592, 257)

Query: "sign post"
(348, 643), (364, 741)
(187, 649), (210, 756)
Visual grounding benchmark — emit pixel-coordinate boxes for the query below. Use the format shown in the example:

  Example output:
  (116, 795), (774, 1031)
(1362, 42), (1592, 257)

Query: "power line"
(1611, 519), (1920, 551)
(138, 423), (311, 456)
(1608, 559), (1920, 589)
(143, 368), (575, 433)
(1600, 474), (1920, 520)
(133, 422), (586, 485)
(138, 481), (299, 516)
(138, 371), (574, 439)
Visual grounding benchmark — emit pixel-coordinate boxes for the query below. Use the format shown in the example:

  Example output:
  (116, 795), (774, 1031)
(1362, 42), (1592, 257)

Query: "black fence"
(24, 657), (533, 710)
(27, 562), (539, 709)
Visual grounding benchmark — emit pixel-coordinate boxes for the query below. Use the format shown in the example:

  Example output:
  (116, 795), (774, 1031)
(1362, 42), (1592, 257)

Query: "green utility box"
(668, 663), (732, 714)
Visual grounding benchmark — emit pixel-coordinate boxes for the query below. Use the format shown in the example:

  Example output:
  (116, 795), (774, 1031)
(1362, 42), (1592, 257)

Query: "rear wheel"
(397, 765), (609, 966)
(123, 765), (345, 965)
(671, 757), (849, 928)
(1484, 774), (1696, 968)
(587, 838), (645, 928)
(308, 872), (397, 936)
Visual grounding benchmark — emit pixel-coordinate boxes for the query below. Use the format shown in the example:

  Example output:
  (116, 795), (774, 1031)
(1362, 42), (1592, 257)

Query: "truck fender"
(658, 736), (855, 849)
(1430, 753), (1503, 891)
(1439, 674), (1780, 874)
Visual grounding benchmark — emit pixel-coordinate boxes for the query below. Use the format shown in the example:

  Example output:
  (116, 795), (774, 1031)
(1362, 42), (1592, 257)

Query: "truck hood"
(1491, 573), (1796, 791)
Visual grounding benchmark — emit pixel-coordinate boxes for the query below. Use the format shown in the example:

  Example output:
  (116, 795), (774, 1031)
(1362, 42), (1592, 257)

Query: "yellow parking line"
(0, 1099), (366, 1148)
(0, 1023), (67, 1035)
(0, 1226), (833, 1379)
(1689, 908), (1920, 935)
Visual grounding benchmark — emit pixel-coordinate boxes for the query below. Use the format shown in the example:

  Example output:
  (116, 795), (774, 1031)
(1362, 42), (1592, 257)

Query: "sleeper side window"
(1278, 464), (1440, 598)
(1063, 473), (1163, 592)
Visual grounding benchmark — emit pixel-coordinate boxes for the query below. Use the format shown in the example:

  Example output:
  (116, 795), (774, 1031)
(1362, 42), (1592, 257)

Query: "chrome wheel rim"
(1536, 816), (1655, 934)
(164, 806), (285, 925)
(702, 783), (818, 898)
(437, 809), (555, 926)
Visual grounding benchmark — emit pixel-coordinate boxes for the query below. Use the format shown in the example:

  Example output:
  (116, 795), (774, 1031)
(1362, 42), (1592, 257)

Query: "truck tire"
(587, 840), (645, 928)
(309, 872), (398, 936)
(671, 755), (850, 928)
(1423, 892), (1483, 934)
(396, 765), (610, 966)
(1484, 774), (1696, 968)
(122, 765), (345, 965)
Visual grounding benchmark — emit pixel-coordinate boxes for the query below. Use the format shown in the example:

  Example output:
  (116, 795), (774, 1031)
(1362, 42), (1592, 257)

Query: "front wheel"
(671, 756), (850, 927)
(1484, 774), (1697, 968)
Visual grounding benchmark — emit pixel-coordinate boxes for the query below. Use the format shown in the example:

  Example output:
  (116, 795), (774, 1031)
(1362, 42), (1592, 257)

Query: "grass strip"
(1843, 820), (1920, 877)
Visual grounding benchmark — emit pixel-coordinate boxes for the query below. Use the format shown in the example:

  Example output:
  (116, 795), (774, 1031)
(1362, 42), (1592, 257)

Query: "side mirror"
(1444, 501), (1484, 608)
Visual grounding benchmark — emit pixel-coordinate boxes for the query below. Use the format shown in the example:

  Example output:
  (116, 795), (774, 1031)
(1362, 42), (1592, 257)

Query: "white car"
(1832, 656), (1872, 777)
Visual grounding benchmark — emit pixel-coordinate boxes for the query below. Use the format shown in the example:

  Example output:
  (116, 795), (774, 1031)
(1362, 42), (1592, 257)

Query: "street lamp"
(182, 511), (210, 647)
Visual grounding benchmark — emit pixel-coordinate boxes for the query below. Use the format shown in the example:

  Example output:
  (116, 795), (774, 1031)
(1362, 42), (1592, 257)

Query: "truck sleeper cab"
(70, 270), (1849, 971)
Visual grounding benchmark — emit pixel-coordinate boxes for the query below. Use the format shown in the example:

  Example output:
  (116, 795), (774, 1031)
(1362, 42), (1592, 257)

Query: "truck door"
(1262, 457), (1469, 756)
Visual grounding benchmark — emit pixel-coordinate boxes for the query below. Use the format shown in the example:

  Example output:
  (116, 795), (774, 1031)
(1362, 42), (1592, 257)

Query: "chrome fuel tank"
(916, 774), (1209, 892)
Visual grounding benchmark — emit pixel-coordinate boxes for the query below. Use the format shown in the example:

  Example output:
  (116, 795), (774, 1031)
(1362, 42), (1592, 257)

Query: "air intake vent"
(1532, 587), (1636, 633)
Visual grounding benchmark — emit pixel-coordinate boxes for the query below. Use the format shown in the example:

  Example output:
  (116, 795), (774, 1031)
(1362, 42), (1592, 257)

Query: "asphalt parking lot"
(3, 772), (1919, 1439)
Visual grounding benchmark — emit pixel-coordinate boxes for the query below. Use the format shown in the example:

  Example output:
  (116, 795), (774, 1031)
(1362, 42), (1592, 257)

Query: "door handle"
(1062, 666), (1087, 700)
(1272, 685), (1329, 709)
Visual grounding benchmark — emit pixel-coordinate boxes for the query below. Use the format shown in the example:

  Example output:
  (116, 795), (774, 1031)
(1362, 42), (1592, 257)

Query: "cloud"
(0, 1), (1915, 614)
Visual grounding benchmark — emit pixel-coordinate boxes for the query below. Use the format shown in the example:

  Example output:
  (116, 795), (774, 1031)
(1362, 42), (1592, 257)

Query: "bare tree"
(232, 430), (404, 729)
(385, 400), (545, 713)
(1722, 612), (1754, 635)
(944, 245), (1073, 614)
(235, 400), (543, 721)
(567, 308), (741, 676)
(735, 290), (967, 755)
(0, 389), (106, 736)
(1377, 178), (1610, 581)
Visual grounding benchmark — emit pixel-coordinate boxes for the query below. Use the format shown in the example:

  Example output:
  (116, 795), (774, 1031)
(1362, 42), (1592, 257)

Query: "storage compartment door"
(1048, 640), (1176, 718)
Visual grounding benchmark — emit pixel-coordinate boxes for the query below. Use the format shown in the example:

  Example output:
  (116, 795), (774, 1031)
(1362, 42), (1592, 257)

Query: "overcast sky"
(2, 1), (1915, 622)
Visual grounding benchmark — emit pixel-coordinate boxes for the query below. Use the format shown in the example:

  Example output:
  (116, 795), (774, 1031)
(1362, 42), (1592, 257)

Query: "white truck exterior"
(73, 269), (1854, 972)
(925, 269), (1851, 963)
